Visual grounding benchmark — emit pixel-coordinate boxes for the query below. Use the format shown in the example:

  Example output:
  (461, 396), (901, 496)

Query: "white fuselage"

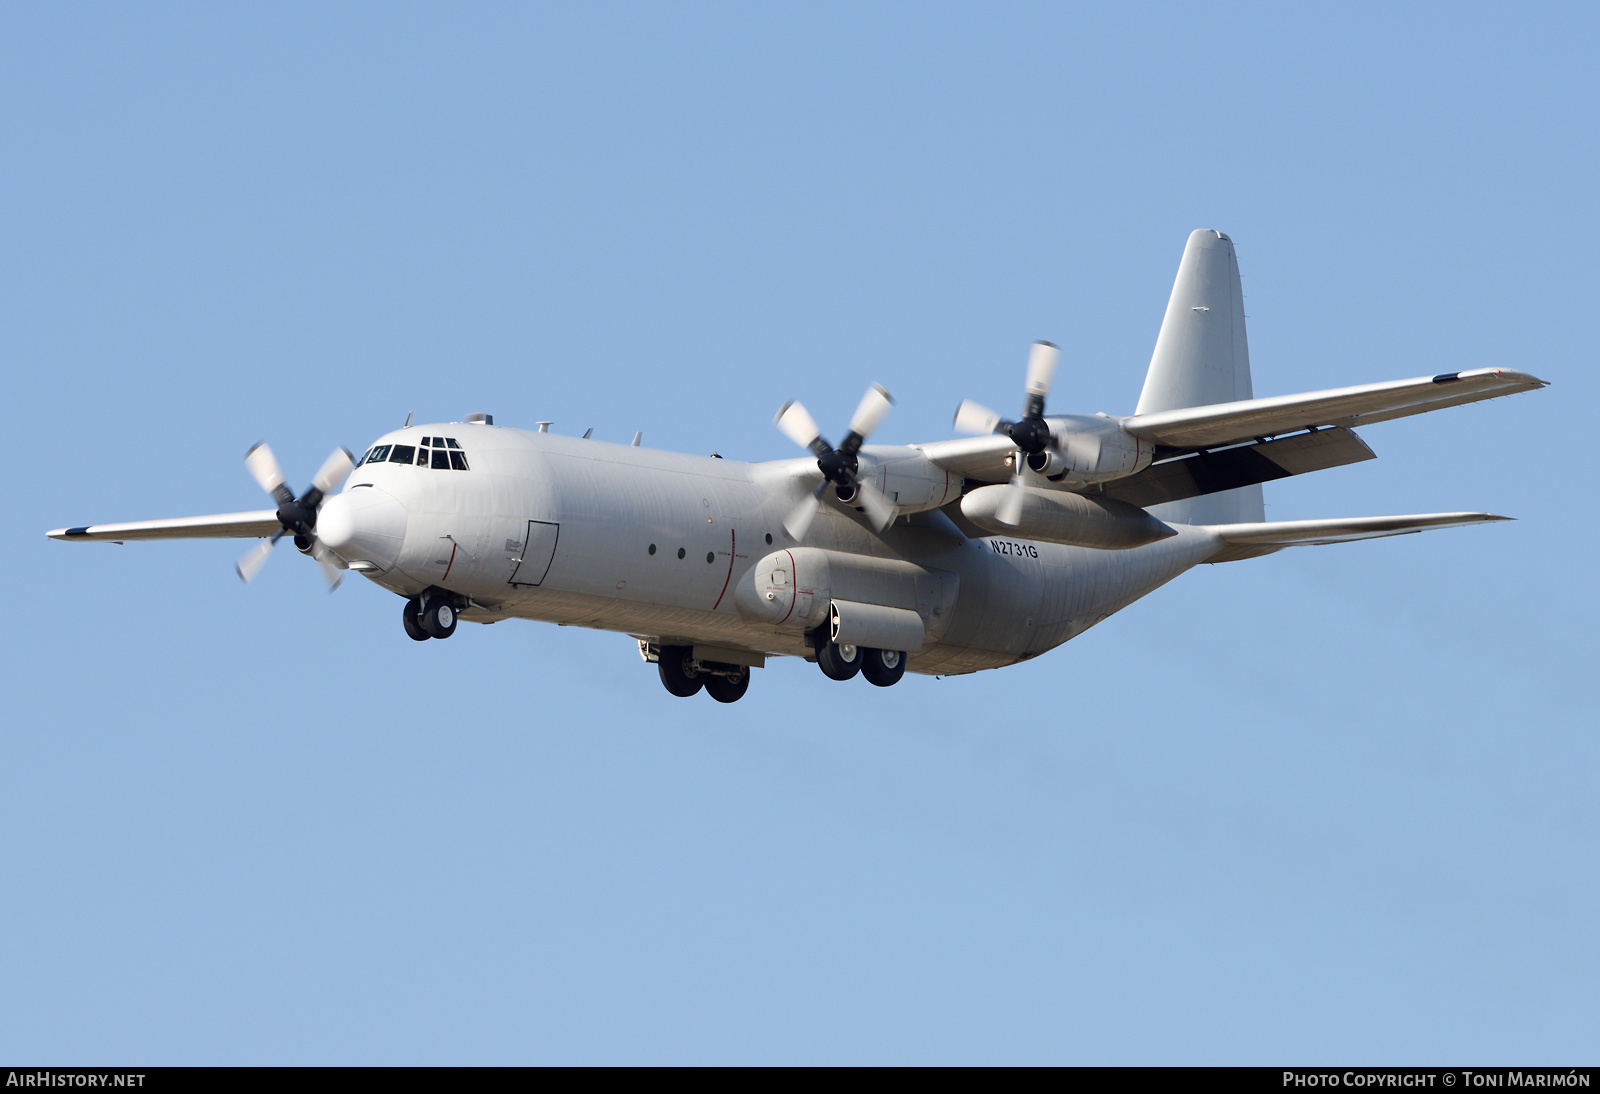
(321, 421), (1225, 674)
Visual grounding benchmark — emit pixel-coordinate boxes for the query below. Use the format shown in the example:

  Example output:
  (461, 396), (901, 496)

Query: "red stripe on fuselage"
(711, 529), (736, 610)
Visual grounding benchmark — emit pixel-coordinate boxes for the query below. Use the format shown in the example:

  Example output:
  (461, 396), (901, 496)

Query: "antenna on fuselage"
(582, 427), (593, 439)
(403, 411), (413, 428)
(631, 432), (642, 447)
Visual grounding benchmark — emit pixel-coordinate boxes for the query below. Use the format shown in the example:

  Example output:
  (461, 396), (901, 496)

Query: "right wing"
(1123, 368), (1548, 450)
(48, 511), (280, 542)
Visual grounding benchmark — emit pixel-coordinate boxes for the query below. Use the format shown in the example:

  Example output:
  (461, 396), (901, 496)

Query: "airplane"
(47, 230), (1548, 703)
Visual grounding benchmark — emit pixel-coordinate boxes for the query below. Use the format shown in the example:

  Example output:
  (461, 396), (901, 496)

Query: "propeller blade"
(775, 400), (824, 450)
(852, 480), (897, 532)
(245, 443), (292, 504)
(310, 447), (356, 496)
(783, 483), (826, 541)
(953, 399), (1004, 435)
(847, 383), (894, 440)
(996, 465), (1026, 527)
(314, 551), (344, 591)
(235, 535), (278, 583)
(1025, 340), (1059, 399)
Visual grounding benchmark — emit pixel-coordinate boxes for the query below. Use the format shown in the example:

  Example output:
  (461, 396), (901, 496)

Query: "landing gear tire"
(421, 598), (457, 639)
(816, 639), (862, 681)
(704, 667), (750, 704)
(658, 645), (704, 697)
(861, 648), (906, 687)
(402, 597), (431, 642)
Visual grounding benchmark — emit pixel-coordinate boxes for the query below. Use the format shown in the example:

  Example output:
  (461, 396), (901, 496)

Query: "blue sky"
(2, 3), (1595, 1063)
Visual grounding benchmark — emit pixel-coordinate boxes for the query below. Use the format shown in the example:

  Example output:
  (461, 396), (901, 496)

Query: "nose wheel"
(403, 595), (459, 640)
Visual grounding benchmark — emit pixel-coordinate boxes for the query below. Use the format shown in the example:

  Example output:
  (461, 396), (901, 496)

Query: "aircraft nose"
(317, 486), (408, 573)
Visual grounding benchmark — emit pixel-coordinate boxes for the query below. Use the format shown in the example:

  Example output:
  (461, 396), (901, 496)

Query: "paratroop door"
(508, 520), (559, 586)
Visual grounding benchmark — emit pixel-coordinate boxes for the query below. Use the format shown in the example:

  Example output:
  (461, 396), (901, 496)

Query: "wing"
(917, 435), (1016, 484)
(48, 510), (281, 542)
(1207, 511), (1509, 563)
(1123, 368), (1548, 450)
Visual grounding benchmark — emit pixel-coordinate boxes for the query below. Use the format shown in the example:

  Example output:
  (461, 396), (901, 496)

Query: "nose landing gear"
(403, 592), (460, 641)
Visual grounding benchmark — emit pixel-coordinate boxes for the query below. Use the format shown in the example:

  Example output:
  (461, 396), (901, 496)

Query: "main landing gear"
(655, 645), (752, 703)
(814, 630), (906, 687)
(403, 594), (459, 641)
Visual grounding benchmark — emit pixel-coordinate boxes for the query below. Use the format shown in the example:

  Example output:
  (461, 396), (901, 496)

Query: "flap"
(1103, 427), (1374, 509)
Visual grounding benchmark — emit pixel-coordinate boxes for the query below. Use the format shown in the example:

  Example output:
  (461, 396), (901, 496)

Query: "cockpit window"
(372, 440), (470, 470)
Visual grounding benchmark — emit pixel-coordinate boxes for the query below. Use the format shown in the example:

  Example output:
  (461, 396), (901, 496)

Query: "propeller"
(774, 384), (897, 540)
(236, 443), (355, 588)
(952, 341), (1060, 526)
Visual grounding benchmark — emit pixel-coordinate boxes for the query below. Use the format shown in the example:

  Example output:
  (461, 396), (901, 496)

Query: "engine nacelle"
(733, 546), (958, 640)
(854, 446), (963, 514)
(960, 485), (1176, 549)
(1044, 414), (1153, 485)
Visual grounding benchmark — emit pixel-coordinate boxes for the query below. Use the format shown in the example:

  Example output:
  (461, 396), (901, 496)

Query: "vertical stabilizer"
(1137, 230), (1265, 525)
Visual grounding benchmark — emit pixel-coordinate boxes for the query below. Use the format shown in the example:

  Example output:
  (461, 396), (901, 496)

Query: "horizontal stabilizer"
(1124, 368), (1547, 451)
(1104, 426), (1374, 509)
(47, 510), (281, 542)
(1205, 511), (1510, 563)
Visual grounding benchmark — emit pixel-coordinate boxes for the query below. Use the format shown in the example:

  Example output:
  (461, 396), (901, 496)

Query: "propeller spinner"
(774, 384), (897, 540)
(952, 341), (1061, 526)
(236, 443), (355, 587)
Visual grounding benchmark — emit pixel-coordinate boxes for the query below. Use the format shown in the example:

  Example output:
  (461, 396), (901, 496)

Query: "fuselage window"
(430, 449), (450, 469)
(416, 447), (429, 466)
(421, 437), (432, 446)
(449, 451), (469, 470)
(388, 445), (416, 465)
(445, 438), (460, 449)
(360, 444), (391, 466)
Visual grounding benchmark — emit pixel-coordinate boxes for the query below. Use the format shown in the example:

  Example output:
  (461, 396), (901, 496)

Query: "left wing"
(48, 510), (280, 542)
(1123, 368), (1548, 450)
